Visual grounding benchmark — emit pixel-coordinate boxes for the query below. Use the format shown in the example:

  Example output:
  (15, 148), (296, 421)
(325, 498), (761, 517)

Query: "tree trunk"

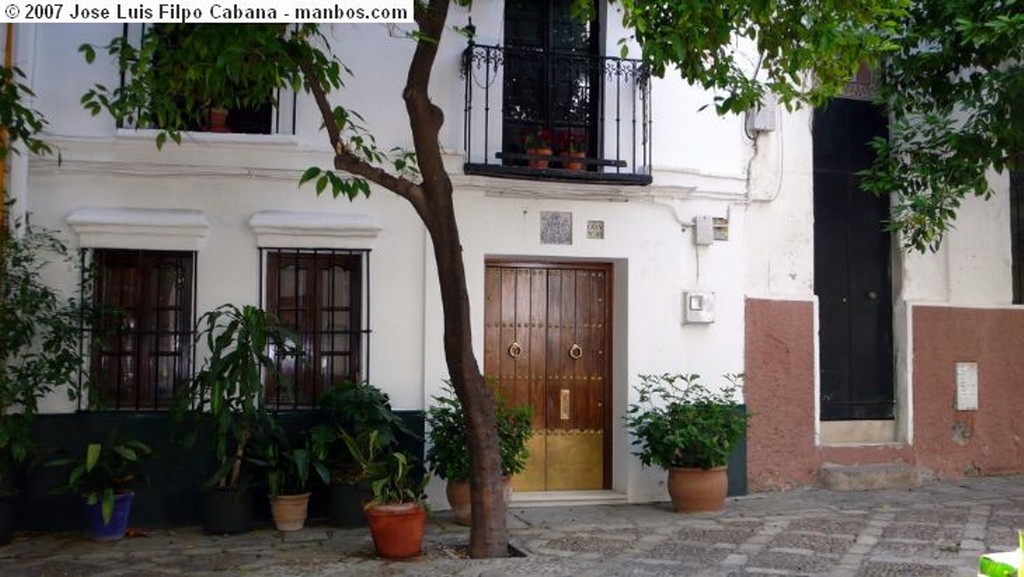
(401, 0), (509, 558)
(305, 0), (510, 556)
(420, 190), (508, 558)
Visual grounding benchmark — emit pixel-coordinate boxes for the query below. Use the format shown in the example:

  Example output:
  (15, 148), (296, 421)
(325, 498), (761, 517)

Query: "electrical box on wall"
(684, 292), (715, 324)
(694, 216), (714, 246)
(746, 95), (778, 133)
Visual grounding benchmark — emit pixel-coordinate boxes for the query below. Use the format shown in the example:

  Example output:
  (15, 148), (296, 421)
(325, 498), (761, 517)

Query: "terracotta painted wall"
(912, 305), (1024, 478)
(745, 298), (819, 490)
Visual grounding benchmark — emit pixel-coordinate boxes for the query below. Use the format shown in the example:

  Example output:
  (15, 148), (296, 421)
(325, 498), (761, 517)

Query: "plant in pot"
(425, 382), (532, 525)
(248, 419), (329, 532)
(626, 373), (750, 513)
(173, 303), (302, 534)
(0, 221), (101, 545)
(522, 127), (553, 168)
(48, 436), (154, 541)
(341, 430), (428, 559)
(308, 380), (412, 528)
(558, 130), (586, 170)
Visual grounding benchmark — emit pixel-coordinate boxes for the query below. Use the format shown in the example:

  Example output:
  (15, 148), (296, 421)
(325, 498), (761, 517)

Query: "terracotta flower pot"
(270, 492), (311, 532)
(207, 107), (230, 133)
(365, 502), (426, 559)
(666, 466), (728, 513)
(527, 147), (552, 168)
(445, 477), (513, 526)
(561, 150), (585, 171)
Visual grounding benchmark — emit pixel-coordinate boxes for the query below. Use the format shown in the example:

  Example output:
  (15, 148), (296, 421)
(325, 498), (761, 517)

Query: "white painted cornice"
(249, 210), (383, 249)
(67, 207), (210, 251)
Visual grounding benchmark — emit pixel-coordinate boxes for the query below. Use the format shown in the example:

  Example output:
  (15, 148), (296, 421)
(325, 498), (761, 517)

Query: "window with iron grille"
(90, 249), (195, 410)
(503, 0), (599, 161)
(262, 249), (370, 409)
(117, 24), (297, 135)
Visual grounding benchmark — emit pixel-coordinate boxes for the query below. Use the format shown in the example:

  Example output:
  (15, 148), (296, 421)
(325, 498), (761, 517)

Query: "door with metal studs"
(484, 262), (611, 491)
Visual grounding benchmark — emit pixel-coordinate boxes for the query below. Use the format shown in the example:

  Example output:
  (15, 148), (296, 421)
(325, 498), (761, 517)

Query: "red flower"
(523, 128), (552, 149)
(557, 130), (585, 154)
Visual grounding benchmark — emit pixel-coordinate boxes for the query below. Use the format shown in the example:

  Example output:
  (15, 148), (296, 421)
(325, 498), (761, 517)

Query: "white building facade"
(9, 2), (1024, 512)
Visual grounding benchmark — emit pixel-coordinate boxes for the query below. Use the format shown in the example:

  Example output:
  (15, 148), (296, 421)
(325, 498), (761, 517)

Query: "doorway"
(813, 98), (895, 422)
(484, 261), (612, 491)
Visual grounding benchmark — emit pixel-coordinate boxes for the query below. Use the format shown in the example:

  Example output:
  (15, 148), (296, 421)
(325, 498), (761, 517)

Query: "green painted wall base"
(14, 411), (424, 531)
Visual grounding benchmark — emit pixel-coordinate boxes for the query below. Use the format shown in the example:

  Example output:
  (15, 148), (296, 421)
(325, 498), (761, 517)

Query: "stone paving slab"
(4, 475), (1024, 575)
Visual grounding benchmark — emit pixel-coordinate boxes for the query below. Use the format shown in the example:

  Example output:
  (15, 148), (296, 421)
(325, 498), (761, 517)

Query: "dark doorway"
(813, 98), (894, 421)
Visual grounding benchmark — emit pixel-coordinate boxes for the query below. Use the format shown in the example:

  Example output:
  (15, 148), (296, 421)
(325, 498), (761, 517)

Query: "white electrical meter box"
(694, 216), (714, 246)
(684, 292), (715, 324)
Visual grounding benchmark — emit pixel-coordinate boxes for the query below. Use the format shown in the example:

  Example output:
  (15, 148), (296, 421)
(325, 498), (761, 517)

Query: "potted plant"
(248, 420), (329, 532)
(341, 430), (428, 559)
(0, 221), (100, 545)
(626, 373), (750, 513)
(48, 437), (154, 541)
(173, 303), (302, 534)
(425, 382), (532, 525)
(523, 127), (553, 168)
(308, 381), (412, 528)
(558, 130), (586, 170)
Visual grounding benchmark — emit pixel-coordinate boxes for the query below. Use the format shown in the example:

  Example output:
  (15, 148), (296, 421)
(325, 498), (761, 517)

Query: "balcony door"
(503, 0), (599, 161)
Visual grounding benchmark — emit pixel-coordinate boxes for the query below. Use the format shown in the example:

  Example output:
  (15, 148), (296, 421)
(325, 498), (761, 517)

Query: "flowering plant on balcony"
(558, 131), (586, 154)
(522, 128), (553, 151)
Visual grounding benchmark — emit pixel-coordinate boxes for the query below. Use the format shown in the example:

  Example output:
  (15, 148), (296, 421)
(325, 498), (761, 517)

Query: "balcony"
(461, 43), (652, 186)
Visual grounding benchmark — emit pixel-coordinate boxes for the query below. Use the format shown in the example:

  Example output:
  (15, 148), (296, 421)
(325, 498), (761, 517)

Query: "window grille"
(88, 249), (196, 411)
(261, 248), (371, 410)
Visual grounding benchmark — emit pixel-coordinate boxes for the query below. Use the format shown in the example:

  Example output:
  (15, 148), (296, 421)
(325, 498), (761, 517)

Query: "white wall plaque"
(955, 362), (978, 411)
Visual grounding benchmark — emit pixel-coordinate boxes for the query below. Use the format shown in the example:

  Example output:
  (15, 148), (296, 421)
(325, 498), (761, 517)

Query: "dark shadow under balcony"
(461, 43), (653, 186)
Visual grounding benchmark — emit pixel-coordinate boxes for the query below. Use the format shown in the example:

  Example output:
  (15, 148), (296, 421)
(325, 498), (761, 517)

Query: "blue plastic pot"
(84, 492), (133, 541)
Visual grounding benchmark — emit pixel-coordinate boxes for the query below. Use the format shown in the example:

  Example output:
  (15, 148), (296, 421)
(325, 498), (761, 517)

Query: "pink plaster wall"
(745, 300), (1024, 492)
(745, 298), (819, 490)
(912, 305), (1024, 478)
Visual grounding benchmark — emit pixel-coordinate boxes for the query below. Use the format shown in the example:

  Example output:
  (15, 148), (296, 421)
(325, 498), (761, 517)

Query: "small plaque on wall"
(541, 211), (572, 245)
(955, 362), (978, 411)
(587, 220), (605, 240)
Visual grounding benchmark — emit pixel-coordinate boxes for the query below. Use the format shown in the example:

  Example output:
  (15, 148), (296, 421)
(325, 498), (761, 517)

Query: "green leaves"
(0, 65), (52, 159)
(47, 437), (154, 524)
(626, 373), (750, 470)
(862, 0), (1024, 251)
(605, 0), (907, 114)
(174, 304), (302, 488)
(79, 25), (336, 140)
(425, 381), (533, 481)
(0, 221), (100, 487)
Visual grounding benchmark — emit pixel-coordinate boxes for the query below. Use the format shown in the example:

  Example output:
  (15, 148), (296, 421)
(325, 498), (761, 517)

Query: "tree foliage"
(583, 0), (908, 114)
(79, 25), (417, 199)
(863, 0), (1024, 251)
(0, 65), (50, 159)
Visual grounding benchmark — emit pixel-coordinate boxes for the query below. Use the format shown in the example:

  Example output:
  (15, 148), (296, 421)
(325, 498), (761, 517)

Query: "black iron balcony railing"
(461, 43), (652, 185)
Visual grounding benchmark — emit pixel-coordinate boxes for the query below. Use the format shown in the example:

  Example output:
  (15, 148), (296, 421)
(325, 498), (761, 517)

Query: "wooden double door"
(484, 262), (611, 491)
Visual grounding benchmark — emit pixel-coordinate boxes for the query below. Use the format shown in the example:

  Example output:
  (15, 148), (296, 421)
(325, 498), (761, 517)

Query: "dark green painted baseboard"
(727, 404), (748, 497)
(14, 410), (424, 531)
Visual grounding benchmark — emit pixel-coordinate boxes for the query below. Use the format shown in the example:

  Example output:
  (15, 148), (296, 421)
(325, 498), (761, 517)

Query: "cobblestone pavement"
(3, 475), (1024, 576)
